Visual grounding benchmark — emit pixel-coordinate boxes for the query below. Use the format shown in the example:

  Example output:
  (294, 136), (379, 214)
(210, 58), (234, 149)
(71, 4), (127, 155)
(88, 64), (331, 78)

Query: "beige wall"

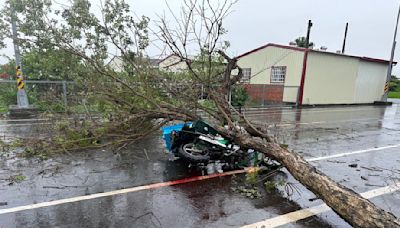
(302, 52), (359, 104)
(303, 52), (387, 104)
(237, 46), (304, 102)
(237, 46), (304, 85)
(159, 55), (187, 72)
(108, 57), (124, 72)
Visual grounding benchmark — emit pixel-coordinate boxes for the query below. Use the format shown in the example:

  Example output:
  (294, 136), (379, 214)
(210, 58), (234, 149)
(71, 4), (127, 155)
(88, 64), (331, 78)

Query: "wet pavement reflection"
(0, 102), (400, 227)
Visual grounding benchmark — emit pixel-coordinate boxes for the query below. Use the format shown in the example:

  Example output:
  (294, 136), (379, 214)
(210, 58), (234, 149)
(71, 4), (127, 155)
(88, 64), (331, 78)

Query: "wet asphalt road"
(0, 100), (400, 228)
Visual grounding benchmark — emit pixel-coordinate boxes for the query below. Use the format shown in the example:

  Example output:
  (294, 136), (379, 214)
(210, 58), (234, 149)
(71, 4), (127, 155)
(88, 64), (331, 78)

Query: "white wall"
(354, 61), (387, 103)
(159, 55), (187, 72)
(108, 57), (124, 72)
(303, 52), (359, 104)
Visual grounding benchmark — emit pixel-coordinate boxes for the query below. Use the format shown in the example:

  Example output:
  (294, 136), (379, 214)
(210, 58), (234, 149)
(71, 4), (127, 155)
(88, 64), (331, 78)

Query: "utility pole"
(305, 20), (313, 48)
(342, 22), (349, 54)
(383, 3), (400, 101)
(298, 20), (313, 108)
(11, 8), (29, 108)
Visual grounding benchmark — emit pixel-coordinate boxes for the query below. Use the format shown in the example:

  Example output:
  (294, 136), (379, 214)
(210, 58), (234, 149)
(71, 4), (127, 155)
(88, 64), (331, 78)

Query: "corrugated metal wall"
(303, 52), (387, 104)
(354, 61), (387, 103)
(303, 52), (359, 104)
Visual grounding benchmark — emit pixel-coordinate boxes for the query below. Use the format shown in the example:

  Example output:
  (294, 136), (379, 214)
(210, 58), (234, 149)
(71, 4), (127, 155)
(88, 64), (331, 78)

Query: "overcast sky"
(1, 0), (400, 74)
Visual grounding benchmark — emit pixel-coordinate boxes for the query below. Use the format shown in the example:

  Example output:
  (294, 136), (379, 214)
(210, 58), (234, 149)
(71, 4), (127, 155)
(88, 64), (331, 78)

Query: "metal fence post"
(62, 81), (68, 109)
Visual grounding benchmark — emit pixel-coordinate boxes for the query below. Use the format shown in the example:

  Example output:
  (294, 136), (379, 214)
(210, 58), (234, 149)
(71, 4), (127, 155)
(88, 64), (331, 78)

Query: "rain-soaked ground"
(0, 100), (400, 227)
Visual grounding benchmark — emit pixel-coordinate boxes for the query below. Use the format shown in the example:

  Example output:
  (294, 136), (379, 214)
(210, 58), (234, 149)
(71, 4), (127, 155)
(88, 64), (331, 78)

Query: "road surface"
(0, 102), (399, 227)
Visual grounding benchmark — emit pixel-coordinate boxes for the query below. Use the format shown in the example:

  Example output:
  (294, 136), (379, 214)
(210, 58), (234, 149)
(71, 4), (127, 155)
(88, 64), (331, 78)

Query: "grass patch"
(0, 103), (7, 113)
(388, 91), (400, 98)
(8, 174), (26, 184)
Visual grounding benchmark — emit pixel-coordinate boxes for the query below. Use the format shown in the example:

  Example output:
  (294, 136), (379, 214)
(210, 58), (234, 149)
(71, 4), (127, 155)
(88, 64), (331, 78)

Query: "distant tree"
(294, 36), (314, 48)
(21, 49), (86, 81)
(0, 61), (15, 79)
(0, 49), (86, 81)
(389, 75), (400, 92)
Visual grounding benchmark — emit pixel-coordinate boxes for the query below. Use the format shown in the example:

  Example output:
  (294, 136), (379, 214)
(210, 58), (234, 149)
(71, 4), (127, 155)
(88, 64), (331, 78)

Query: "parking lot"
(0, 102), (399, 227)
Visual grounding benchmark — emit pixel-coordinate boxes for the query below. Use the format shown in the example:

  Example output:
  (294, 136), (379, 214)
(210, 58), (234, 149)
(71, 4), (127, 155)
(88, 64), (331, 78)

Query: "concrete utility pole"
(305, 20), (313, 48)
(342, 23), (349, 54)
(383, 3), (400, 101)
(11, 9), (29, 108)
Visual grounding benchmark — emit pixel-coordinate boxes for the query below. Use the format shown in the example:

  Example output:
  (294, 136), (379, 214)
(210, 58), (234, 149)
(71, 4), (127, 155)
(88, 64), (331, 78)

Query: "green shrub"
(231, 86), (249, 111)
(0, 86), (17, 112)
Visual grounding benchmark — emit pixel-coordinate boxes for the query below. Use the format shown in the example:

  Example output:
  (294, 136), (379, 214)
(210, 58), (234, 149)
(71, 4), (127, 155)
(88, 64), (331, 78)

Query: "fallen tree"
(1, 0), (399, 227)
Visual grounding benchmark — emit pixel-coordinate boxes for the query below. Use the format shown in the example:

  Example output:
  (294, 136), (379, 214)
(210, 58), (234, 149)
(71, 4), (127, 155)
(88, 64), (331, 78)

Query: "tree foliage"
(231, 85), (248, 112)
(294, 36), (314, 48)
(21, 48), (86, 80)
(390, 75), (400, 92)
(0, 1), (399, 227)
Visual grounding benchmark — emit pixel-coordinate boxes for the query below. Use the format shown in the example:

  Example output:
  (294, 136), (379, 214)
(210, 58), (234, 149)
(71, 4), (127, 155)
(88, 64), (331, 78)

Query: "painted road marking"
(307, 144), (400, 162)
(252, 116), (400, 128)
(244, 106), (390, 116)
(0, 118), (50, 122)
(277, 121), (326, 127)
(241, 183), (400, 228)
(0, 144), (398, 215)
(0, 168), (256, 215)
(0, 122), (53, 127)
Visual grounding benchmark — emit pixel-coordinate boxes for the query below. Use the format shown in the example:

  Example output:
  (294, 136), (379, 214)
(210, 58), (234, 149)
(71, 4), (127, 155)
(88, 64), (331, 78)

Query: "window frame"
(270, 66), (286, 84)
(240, 68), (251, 83)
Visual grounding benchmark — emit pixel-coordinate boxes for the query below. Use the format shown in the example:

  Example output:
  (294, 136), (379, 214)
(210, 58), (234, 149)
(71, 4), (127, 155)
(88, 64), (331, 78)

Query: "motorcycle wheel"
(177, 143), (210, 163)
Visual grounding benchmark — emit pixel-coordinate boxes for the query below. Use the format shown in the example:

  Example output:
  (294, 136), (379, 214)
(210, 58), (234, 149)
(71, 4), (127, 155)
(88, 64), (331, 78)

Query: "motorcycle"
(162, 120), (278, 174)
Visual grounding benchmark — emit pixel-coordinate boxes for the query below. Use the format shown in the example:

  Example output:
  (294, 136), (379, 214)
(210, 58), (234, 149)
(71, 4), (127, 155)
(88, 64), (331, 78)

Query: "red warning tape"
(143, 167), (257, 190)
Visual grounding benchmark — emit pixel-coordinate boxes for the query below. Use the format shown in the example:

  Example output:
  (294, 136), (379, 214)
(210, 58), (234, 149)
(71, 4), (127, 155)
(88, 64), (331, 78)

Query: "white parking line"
(277, 121), (326, 127)
(253, 116), (400, 129)
(241, 183), (400, 228)
(244, 106), (386, 116)
(306, 144), (400, 162)
(0, 122), (53, 127)
(0, 118), (50, 122)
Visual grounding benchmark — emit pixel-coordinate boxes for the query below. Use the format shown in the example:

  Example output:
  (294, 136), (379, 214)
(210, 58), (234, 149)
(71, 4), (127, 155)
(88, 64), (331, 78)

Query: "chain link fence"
(0, 80), (300, 114)
(0, 80), (89, 113)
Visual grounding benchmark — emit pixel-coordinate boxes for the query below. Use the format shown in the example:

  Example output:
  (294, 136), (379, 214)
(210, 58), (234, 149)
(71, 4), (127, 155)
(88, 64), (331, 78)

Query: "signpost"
(383, 3), (400, 101)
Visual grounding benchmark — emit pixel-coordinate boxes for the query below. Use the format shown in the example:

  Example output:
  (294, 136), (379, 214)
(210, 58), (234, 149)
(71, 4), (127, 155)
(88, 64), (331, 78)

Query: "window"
(241, 68), (251, 83)
(271, 66), (286, 83)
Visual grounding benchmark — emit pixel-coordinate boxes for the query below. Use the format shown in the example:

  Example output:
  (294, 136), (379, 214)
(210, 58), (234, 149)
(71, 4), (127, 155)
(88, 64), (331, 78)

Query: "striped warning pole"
(11, 8), (29, 108)
(16, 66), (25, 90)
(384, 81), (390, 94)
(14, 65), (29, 108)
(383, 3), (400, 101)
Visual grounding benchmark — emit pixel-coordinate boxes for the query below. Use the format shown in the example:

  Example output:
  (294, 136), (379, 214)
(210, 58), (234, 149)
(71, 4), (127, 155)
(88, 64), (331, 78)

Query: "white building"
(158, 54), (188, 73)
(107, 56), (160, 72)
(236, 43), (394, 105)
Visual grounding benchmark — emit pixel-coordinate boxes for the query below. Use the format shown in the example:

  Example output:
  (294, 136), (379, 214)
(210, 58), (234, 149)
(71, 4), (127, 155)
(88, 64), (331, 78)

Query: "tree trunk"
(239, 137), (400, 227)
